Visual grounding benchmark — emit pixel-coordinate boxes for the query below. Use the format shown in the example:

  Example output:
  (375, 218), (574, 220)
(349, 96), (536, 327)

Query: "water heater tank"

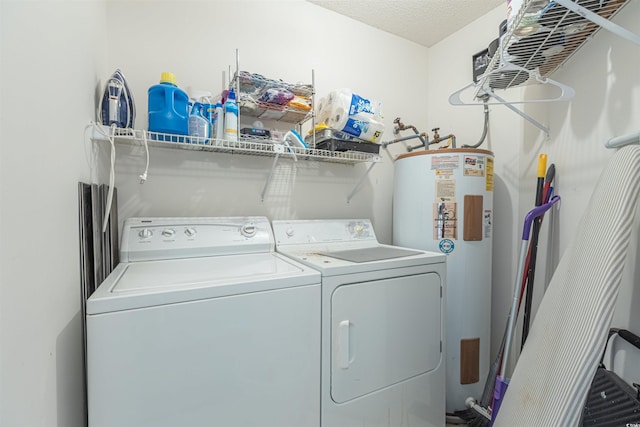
(392, 148), (494, 413)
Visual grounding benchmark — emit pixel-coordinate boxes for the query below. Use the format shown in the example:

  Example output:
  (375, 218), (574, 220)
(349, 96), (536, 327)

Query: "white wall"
(0, 1), (108, 426)
(102, 0), (430, 245)
(540, 2), (640, 340)
(426, 6), (525, 361)
(1, 0), (430, 425)
(427, 2), (640, 364)
(1, 0), (639, 425)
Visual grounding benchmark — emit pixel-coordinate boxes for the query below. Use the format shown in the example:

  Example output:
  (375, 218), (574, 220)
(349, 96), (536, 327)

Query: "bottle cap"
(160, 72), (177, 85)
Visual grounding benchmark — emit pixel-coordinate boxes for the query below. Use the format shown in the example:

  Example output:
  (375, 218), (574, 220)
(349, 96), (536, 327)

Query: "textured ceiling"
(307, 0), (504, 47)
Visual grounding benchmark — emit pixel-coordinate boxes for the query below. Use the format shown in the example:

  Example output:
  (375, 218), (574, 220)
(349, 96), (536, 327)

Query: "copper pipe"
(408, 134), (456, 152)
(381, 132), (429, 149)
(393, 117), (428, 146)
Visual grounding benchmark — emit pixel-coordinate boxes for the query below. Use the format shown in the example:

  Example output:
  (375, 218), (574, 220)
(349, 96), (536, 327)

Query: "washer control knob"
(241, 223), (257, 238)
(161, 228), (176, 238)
(138, 228), (153, 239)
(348, 222), (369, 237)
(286, 228), (295, 237)
(184, 227), (196, 237)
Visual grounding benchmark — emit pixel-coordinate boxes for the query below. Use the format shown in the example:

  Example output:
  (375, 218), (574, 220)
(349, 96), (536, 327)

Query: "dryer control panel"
(120, 217), (273, 262)
(273, 219), (377, 246)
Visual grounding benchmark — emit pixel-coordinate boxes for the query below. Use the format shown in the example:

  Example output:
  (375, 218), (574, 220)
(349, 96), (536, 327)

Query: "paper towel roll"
(357, 117), (385, 143)
(324, 100), (379, 126)
(326, 106), (349, 132)
(327, 107), (385, 143)
(342, 116), (385, 143)
(316, 96), (331, 124)
(322, 89), (383, 120)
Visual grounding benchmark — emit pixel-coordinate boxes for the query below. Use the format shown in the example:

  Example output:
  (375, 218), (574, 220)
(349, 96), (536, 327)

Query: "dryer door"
(331, 272), (442, 403)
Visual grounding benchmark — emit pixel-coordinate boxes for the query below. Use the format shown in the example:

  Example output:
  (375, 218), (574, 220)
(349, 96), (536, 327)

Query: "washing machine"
(86, 217), (321, 427)
(272, 219), (447, 427)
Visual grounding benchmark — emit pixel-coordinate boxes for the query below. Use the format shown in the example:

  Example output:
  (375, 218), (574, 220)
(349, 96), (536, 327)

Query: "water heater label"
(484, 210), (493, 238)
(431, 155), (459, 170)
(486, 157), (494, 191)
(436, 169), (454, 177)
(438, 239), (455, 254)
(433, 202), (458, 240)
(435, 179), (456, 200)
(463, 155), (485, 177)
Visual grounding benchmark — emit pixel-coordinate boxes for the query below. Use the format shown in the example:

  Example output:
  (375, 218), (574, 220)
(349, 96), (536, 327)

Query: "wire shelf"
(92, 126), (381, 165)
(239, 96), (312, 124)
(235, 71), (313, 97)
(479, 0), (631, 92)
(233, 70), (314, 124)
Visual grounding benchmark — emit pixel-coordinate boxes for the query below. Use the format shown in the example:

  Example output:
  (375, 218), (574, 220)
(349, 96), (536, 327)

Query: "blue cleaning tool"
(285, 129), (308, 149)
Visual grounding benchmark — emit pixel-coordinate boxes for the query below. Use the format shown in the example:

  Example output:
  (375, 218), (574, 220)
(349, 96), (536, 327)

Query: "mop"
(490, 195), (561, 424)
(521, 156), (553, 346)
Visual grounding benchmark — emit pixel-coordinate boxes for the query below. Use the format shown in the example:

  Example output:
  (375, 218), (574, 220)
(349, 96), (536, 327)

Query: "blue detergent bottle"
(148, 72), (189, 140)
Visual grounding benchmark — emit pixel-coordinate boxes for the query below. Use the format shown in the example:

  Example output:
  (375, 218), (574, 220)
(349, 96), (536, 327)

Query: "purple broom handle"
(521, 196), (561, 240)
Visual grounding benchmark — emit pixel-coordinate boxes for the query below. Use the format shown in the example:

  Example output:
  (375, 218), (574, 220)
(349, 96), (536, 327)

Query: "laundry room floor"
(446, 414), (472, 426)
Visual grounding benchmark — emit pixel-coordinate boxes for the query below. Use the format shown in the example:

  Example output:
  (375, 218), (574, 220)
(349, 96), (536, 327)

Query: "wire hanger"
(449, 61), (575, 137)
(449, 61), (575, 106)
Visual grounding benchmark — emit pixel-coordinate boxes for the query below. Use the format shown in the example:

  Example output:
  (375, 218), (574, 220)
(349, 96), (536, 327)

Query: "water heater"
(392, 148), (494, 413)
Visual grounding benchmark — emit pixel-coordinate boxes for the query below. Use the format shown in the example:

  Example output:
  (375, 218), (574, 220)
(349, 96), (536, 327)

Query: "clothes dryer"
(272, 219), (446, 427)
(86, 217), (321, 427)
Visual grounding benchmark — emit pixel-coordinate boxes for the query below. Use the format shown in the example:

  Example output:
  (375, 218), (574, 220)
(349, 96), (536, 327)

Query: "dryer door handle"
(337, 320), (351, 369)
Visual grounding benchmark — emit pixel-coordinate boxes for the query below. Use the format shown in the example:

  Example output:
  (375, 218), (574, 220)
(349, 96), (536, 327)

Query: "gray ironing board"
(495, 145), (640, 426)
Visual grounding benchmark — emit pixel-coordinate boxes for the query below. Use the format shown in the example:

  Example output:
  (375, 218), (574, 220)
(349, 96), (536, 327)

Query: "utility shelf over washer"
(90, 126), (381, 165)
(90, 125), (381, 203)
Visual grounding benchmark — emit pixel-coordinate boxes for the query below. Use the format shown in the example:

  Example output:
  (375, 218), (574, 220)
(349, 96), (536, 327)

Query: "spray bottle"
(188, 102), (210, 143)
(214, 102), (224, 142)
(223, 89), (239, 141)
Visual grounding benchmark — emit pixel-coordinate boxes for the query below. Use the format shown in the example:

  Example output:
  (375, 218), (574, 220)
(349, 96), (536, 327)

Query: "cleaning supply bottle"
(214, 102), (224, 141)
(188, 102), (210, 143)
(223, 89), (239, 141)
(148, 72), (189, 140)
(203, 102), (215, 138)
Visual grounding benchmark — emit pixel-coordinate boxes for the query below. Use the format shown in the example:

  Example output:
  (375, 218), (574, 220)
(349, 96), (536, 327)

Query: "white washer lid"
(87, 252), (320, 314)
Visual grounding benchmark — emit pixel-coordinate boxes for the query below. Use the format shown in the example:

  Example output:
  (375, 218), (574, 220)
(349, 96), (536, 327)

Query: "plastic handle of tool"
(537, 154), (548, 178)
(521, 195), (561, 240)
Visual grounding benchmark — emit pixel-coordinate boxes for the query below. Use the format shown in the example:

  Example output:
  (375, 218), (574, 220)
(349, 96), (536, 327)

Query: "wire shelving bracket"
(449, 0), (637, 136)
